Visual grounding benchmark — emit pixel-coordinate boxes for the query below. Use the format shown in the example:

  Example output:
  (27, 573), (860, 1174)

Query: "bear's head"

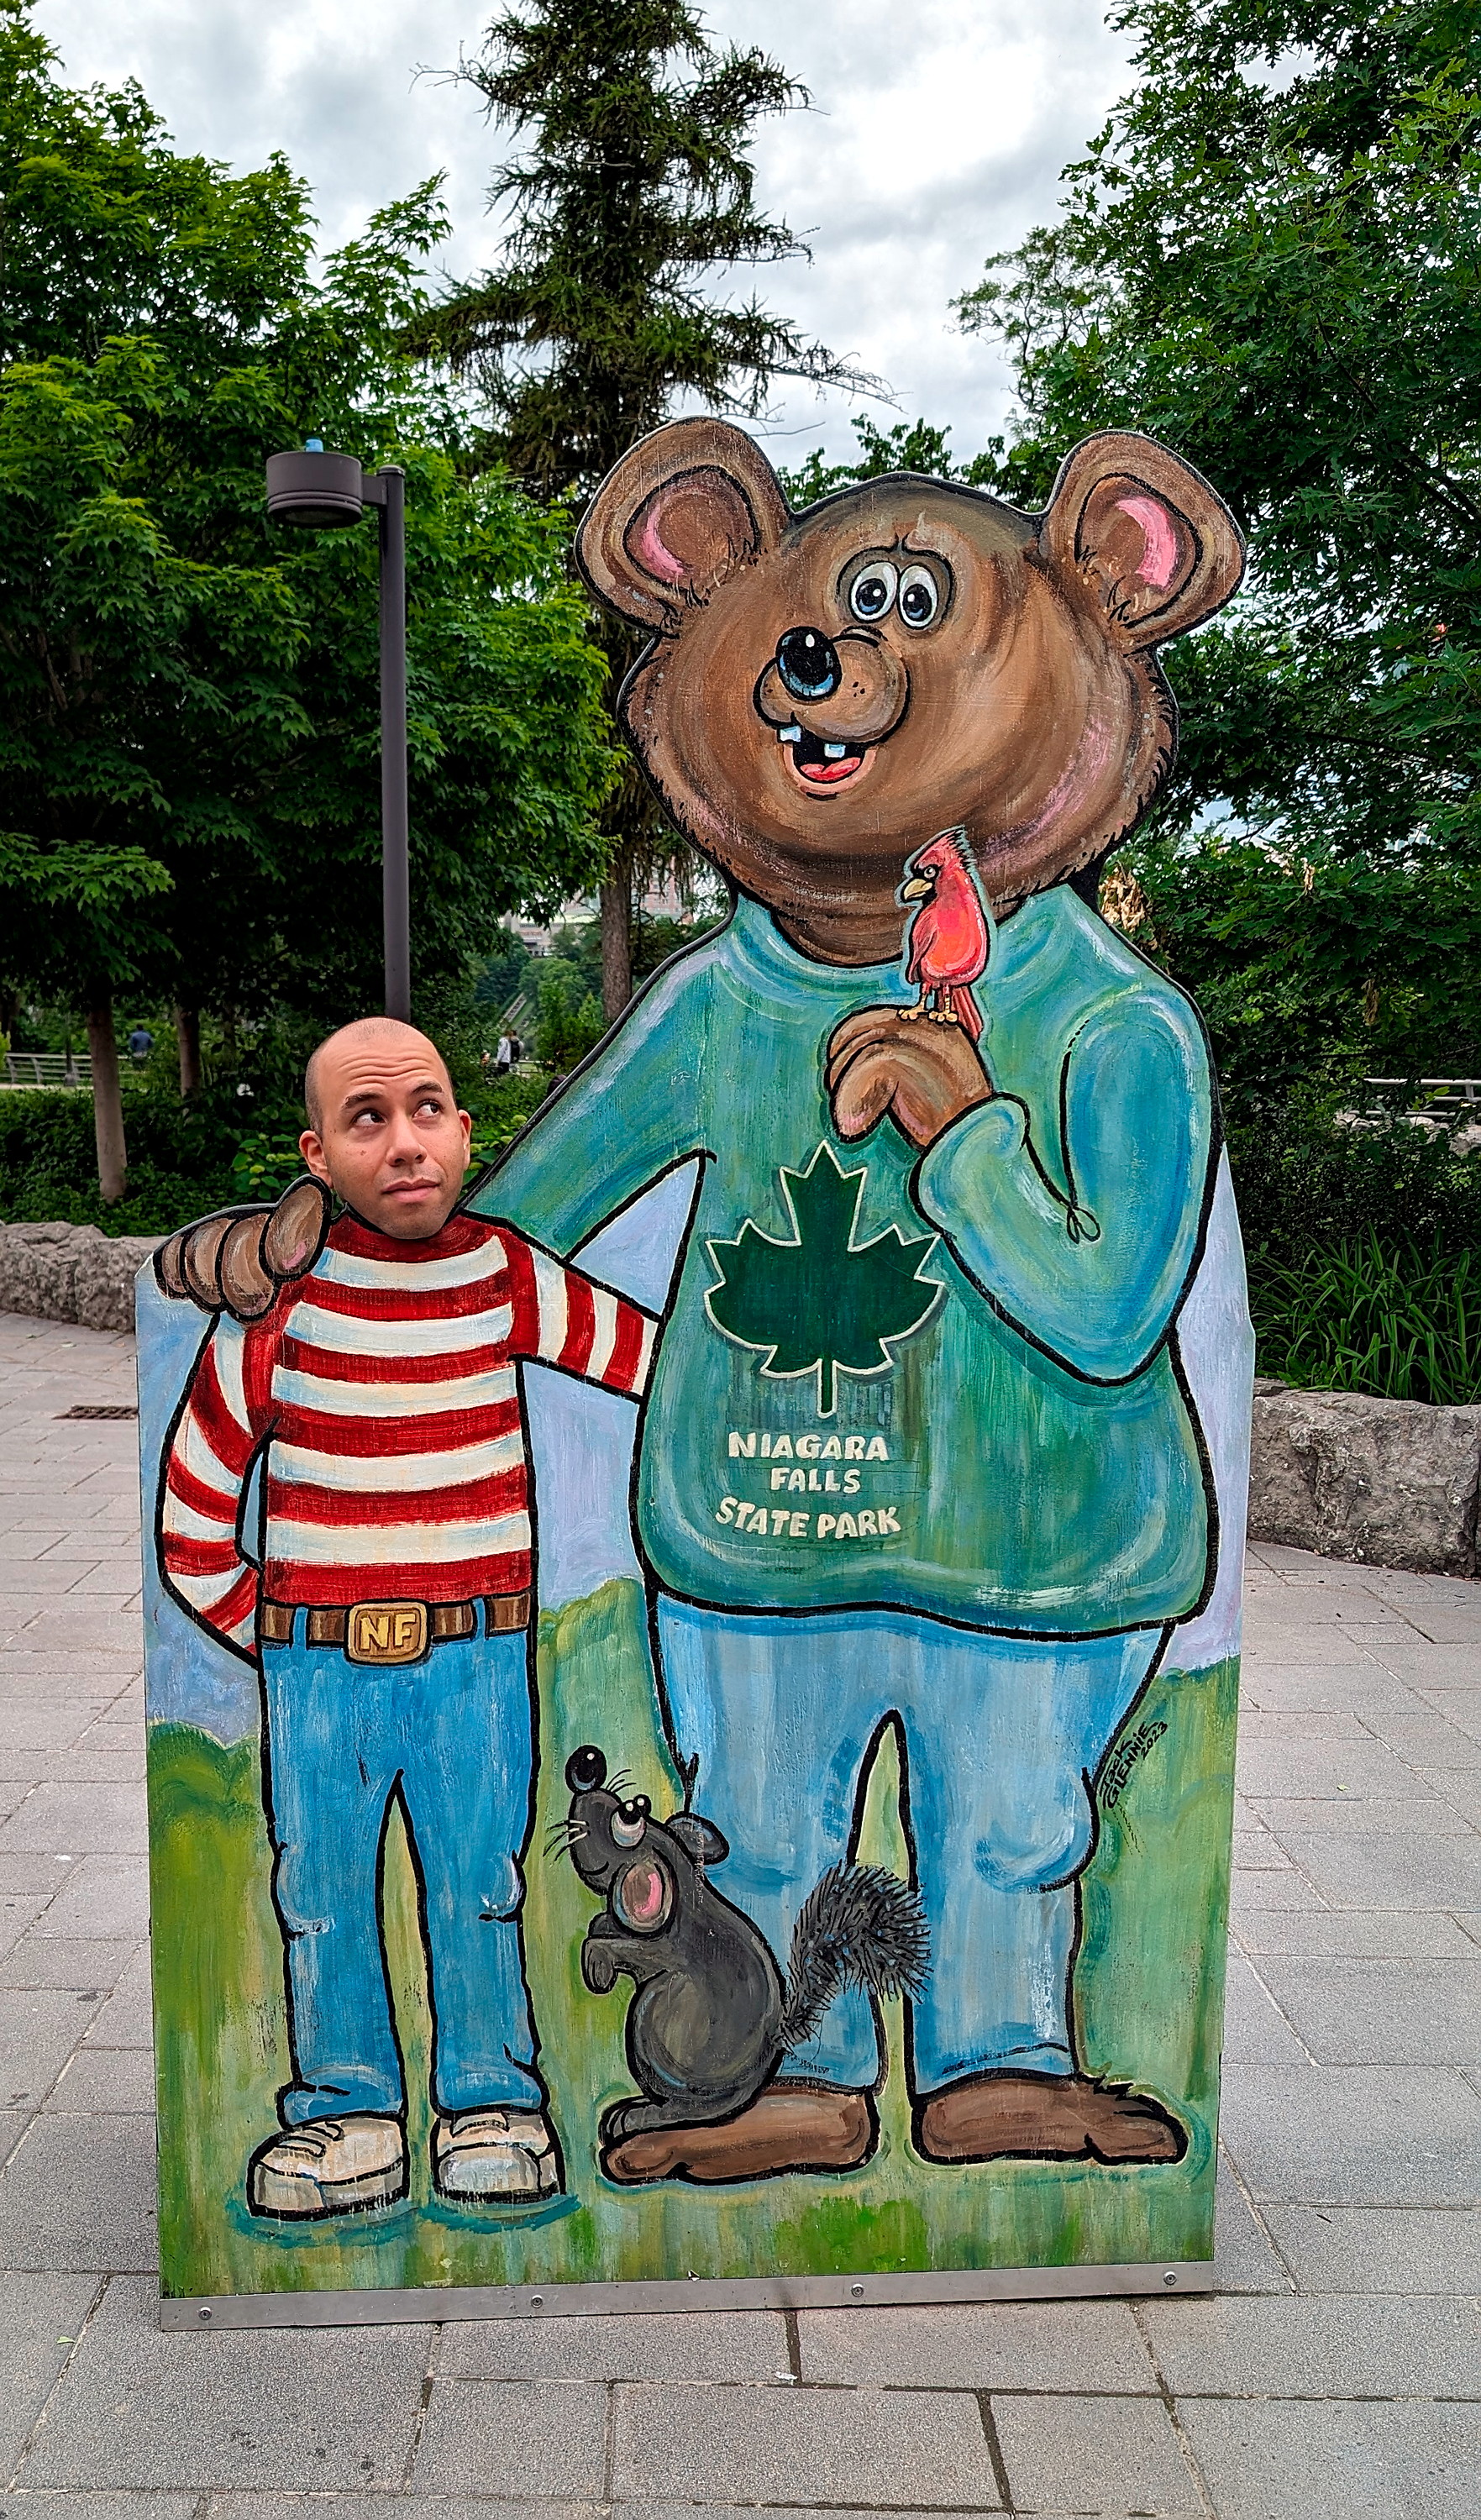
(578, 419), (1243, 967)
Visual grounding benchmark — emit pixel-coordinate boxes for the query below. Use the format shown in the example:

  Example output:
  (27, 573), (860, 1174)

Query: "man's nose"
(385, 1115), (428, 1164)
(775, 626), (841, 702)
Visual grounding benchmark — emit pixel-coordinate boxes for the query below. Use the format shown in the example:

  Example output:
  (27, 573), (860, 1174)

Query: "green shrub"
(1251, 1231), (1481, 1406)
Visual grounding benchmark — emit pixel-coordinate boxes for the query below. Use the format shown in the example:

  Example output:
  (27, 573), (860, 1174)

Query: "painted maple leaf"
(705, 1143), (941, 1415)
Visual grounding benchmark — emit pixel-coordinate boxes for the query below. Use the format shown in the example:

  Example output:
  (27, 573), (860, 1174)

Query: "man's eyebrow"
(339, 1077), (448, 1113)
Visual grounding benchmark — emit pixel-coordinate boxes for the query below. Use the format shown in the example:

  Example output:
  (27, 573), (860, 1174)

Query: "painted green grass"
(148, 1578), (1237, 2300)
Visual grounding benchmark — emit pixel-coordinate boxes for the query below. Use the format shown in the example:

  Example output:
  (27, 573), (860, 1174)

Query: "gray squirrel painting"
(559, 1746), (929, 2180)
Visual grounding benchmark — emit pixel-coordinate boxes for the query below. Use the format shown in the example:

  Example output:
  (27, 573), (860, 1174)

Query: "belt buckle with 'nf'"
(346, 1602), (428, 1665)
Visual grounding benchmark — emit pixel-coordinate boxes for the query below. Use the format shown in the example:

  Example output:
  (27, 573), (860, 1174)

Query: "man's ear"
(578, 418), (790, 630)
(1041, 431), (1245, 648)
(665, 1811), (728, 1867)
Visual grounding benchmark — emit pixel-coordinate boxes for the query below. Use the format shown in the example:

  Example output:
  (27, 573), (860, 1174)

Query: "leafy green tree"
(407, 0), (866, 1016)
(956, 0), (1481, 863)
(0, 3), (613, 1199)
(778, 413), (991, 508)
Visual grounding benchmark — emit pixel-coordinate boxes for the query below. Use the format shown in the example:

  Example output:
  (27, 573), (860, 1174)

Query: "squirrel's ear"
(666, 1811), (728, 1867)
(1040, 431), (1244, 648)
(578, 419), (789, 631)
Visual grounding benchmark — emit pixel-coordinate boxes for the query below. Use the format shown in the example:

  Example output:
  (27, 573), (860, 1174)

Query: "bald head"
(299, 1018), (471, 1241)
(304, 1018), (452, 1137)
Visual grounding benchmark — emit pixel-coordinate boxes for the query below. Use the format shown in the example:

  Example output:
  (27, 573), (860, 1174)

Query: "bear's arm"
(472, 958), (710, 1252)
(913, 992), (1215, 1384)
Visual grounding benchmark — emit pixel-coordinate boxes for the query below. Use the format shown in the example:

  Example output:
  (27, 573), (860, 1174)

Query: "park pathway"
(3, 1309), (1481, 2519)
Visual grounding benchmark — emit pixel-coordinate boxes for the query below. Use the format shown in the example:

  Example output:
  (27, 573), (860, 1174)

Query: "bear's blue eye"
(849, 563), (896, 621)
(898, 564), (940, 627)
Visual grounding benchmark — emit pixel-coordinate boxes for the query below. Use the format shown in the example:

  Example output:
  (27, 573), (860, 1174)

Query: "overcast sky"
(34, 0), (1132, 465)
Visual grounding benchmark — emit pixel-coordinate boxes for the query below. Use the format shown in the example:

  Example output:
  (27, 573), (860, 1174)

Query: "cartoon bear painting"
(141, 418), (1252, 2302)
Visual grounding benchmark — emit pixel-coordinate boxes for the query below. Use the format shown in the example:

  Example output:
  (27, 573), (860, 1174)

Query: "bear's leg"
(899, 1622), (1185, 2166)
(599, 1599), (899, 2184)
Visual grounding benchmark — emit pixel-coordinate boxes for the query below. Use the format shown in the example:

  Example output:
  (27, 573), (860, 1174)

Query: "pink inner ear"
(1116, 495), (1180, 591)
(631, 496), (691, 586)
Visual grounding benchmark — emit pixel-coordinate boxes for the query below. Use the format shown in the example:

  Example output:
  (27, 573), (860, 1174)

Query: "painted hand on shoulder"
(155, 1176), (331, 1322)
(826, 1007), (993, 1150)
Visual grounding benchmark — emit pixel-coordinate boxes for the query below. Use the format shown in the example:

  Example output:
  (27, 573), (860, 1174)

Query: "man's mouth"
(777, 723), (869, 787)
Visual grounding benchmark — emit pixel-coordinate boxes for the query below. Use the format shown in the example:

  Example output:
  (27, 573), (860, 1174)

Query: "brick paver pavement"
(3, 1307), (1480, 2518)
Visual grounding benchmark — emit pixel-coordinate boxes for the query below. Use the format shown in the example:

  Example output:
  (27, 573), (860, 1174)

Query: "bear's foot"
(916, 2072), (1186, 2166)
(601, 2081), (878, 2186)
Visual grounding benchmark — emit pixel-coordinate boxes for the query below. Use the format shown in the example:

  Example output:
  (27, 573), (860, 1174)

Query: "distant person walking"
(495, 1032), (514, 1075)
(128, 1024), (153, 1065)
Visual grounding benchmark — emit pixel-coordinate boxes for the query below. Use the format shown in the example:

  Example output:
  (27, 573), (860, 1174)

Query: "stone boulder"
(1249, 1380), (1481, 1578)
(0, 1219), (162, 1335)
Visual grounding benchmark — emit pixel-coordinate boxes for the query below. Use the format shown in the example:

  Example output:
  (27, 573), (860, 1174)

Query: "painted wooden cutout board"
(138, 422), (1253, 2323)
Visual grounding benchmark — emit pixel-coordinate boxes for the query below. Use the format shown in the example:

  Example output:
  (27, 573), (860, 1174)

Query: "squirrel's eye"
(611, 1810), (647, 1848)
(897, 564), (940, 627)
(849, 562), (896, 622)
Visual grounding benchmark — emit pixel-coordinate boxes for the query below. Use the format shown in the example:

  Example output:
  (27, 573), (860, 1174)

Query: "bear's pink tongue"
(799, 753), (864, 785)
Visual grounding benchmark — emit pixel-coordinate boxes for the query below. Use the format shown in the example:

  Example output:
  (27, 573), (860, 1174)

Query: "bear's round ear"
(1040, 432), (1245, 648)
(578, 418), (790, 630)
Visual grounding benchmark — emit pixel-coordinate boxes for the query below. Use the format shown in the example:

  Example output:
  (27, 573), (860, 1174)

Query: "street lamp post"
(265, 444), (411, 1023)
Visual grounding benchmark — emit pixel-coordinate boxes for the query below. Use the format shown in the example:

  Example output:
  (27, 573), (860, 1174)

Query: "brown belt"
(260, 1592), (530, 1661)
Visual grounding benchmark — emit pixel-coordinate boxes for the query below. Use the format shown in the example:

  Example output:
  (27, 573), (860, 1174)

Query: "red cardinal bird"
(899, 827), (990, 1039)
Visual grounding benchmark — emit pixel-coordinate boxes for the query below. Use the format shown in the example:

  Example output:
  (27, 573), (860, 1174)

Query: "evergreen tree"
(408, 0), (867, 1014)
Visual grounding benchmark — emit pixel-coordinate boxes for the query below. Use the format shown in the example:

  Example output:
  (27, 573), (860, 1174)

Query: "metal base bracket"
(160, 2256), (1214, 2330)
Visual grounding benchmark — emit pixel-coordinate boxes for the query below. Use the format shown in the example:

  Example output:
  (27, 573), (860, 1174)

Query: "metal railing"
(2, 1051), (92, 1090)
(1363, 1078), (1481, 1119)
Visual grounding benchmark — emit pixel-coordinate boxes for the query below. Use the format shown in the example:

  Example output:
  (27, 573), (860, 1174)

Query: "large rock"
(1249, 1380), (1481, 1577)
(0, 1219), (162, 1334)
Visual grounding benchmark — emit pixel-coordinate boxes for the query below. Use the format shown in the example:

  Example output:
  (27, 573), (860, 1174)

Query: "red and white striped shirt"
(159, 1211), (657, 1656)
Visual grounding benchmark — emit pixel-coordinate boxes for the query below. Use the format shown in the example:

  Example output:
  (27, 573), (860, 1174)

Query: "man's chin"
(362, 1185), (457, 1241)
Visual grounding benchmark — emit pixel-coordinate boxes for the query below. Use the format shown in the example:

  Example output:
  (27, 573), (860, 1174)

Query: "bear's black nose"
(775, 626), (841, 701)
(565, 1745), (607, 1794)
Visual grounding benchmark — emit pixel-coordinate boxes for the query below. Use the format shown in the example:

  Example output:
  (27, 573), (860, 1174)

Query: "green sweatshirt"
(475, 887), (1216, 1635)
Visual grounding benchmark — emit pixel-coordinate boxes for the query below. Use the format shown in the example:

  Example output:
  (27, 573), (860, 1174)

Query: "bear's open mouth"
(777, 724), (870, 787)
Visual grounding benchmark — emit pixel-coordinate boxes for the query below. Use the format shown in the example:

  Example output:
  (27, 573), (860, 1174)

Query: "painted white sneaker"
(433, 2107), (561, 2202)
(248, 2113), (407, 2218)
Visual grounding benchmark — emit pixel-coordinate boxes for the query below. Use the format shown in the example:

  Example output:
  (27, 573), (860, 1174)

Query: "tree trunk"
(600, 862), (633, 1022)
(86, 991), (127, 1205)
(175, 1001), (202, 1097)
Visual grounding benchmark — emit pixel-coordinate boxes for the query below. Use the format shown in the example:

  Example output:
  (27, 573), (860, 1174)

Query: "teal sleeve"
(471, 957), (710, 1252)
(914, 995), (1213, 1383)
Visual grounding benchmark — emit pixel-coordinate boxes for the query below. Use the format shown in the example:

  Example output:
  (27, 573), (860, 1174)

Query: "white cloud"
(34, 0), (1132, 462)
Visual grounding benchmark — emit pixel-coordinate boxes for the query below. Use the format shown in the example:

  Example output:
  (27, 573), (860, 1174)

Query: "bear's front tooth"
(823, 743), (848, 760)
(777, 724), (801, 744)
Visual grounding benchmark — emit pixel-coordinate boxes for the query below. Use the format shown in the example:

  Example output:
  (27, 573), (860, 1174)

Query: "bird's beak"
(899, 875), (933, 901)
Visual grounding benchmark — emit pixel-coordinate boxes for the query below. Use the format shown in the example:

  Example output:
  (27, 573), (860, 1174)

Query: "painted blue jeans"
(656, 1599), (1164, 2093)
(260, 1621), (543, 2125)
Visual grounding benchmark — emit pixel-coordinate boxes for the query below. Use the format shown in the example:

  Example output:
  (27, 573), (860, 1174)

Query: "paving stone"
(1211, 2155), (1295, 2294)
(1362, 1710), (1481, 1767)
(0, 1987), (103, 2110)
(0, 2270), (102, 2474)
(209, 2502), (601, 2520)
(0, 2110), (157, 2271)
(611, 2380), (1001, 2507)
(0, 1941), (136, 1994)
(79, 1945), (153, 2050)
(1236, 1709), (1371, 1741)
(1179, 2396), (1481, 2520)
(1232, 1908), (1478, 1957)
(1226, 1867), (1331, 1915)
(1269, 1829), (1481, 1911)
(1251, 1793), (1472, 1836)
(0, 1785), (147, 1859)
(796, 2298), (1159, 2391)
(0, 2496), (197, 2519)
(411, 2377), (608, 2498)
(29, 1861), (149, 1942)
(1261, 2203), (1481, 2294)
(0, 1709), (98, 1753)
(0, 1855), (78, 1894)
(439, 2307), (786, 2381)
(18, 2276), (428, 2491)
(1142, 2291), (1481, 2397)
(1221, 1947), (1311, 2065)
(44, 2047), (155, 2113)
(0, 1893), (50, 1960)
(1254, 1954), (1481, 2065)
(1235, 1735), (1436, 1799)
(1417, 1690), (1481, 1744)
(1219, 2061), (1481, 2204)
(991, 2391), (1201, 2515)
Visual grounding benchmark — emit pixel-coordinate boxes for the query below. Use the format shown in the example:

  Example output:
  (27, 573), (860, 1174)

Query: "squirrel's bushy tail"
(778, 1862), (930, 2055)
